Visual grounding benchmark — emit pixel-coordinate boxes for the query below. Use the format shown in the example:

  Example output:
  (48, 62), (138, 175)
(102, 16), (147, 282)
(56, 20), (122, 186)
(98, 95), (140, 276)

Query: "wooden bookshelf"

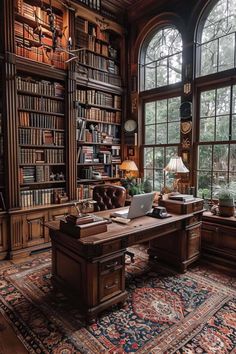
(14, 0), (68, 69)
(75, 14), (123, 185)
(0, 0), (126, 259)
(17, 74), (67, 208)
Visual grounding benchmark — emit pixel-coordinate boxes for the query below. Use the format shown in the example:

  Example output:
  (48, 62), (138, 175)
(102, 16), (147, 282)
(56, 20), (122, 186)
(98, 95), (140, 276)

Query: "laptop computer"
(110, 192), (155, 219)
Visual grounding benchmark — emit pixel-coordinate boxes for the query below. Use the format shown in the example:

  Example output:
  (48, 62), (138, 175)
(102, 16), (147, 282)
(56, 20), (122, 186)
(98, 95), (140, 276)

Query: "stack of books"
(60, 214), (107, 238)
(169, 194), (195, 202)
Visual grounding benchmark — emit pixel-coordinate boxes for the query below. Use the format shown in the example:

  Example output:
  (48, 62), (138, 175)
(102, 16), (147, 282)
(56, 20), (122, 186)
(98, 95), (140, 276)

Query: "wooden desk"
(201, 211), (236, 273)
(48, 201), (203, 321)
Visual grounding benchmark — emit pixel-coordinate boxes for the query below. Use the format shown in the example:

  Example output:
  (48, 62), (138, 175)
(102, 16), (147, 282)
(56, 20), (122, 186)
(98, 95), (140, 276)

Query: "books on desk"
(60, 216), (107, 238)
(168, 194), (195, 202)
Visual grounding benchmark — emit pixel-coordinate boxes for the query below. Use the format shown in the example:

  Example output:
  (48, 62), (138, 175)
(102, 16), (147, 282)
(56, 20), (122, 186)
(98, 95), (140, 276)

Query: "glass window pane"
(169, 53), (182, 84)
(142, 26), (182, 90)
(198, 145), (212, 170)
(213, 171), (228, 188)
(168, 97), (181, 121)
(219, 34), (235, 71)
(145, 64), (156, 90)
(156, 100), (167, 123)
(156, 124), (167, 144)
(232, 115), (236, 140)
(168, 122), (180, 143)
(197, 172), (212, 198)
(233, 85), (236, 113)
(154, 170), (164, 191)
(154, 147), (164, 169)
(156, 58), (167, 87)
(200, 90), (216, 117)
(144, 169), (154, 184)
(144, 147), (154, 168)
(215, 115), (230, 141)
(166, 146), (178, 165)
(213, 144), (228, 171)
(230, 144), (236, 173)
(145, 102), (155, 125)
(216, 87), (230, 115)
(145, 125), (155, 144)
(199, 118), (215, 142)
(200, 40), (218, 76)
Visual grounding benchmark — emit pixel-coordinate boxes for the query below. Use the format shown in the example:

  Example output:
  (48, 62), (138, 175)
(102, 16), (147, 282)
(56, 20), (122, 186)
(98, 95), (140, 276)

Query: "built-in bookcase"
(75, 15), (123, 190)
(17, 74), (66, 207)
(14, 0), (67, 69)
(0, 62), (5, 210)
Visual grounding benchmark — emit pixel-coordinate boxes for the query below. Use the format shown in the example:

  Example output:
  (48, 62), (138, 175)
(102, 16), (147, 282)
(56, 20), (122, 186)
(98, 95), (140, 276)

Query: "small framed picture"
(182, 151), (189, 163)
(127, 147), (134, 157)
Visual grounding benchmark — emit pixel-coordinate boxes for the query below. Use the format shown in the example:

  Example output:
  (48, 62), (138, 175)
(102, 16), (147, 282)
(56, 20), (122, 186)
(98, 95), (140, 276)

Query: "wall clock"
(180, 101), (192, 119)
(124, 119), (137, 133)
(124, 119), (137, 145)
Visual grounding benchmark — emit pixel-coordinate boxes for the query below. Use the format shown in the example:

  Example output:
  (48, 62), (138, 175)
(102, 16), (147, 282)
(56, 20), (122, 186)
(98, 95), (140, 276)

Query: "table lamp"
(164, 156), (189, 192)
(120, 159), (138, 179)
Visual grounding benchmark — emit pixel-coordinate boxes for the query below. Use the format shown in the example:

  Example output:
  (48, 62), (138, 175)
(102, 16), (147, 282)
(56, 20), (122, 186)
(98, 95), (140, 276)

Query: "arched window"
(140, 27), (182, 91)
(196, 0), (236, 198)
(140, 25), (183, 191)
(197, 0), (236, 76)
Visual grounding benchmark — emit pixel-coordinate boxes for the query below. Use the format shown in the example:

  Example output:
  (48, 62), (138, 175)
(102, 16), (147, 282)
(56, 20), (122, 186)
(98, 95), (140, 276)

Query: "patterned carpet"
(0, 246), (236, 353)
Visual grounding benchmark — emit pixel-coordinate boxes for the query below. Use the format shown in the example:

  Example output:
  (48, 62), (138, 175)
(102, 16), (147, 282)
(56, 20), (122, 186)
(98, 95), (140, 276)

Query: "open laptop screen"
(111, 192), (155, 219)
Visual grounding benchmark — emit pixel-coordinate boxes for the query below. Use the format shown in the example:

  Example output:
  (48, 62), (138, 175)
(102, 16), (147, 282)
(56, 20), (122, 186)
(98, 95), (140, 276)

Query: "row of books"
(76, 31), (109, 57)
(76, 16), (107, 41)
(76, 64), (122, 87)
(19, 112), (64, 130)
(77, 51), (119, 74)
(77, 146), (120, 164)
(15, 42), (65, 70)
(18, 95), (64, 114)
(19, 128), (64, 146)
(76, 119), (120, 142)
(20, 187), (65, 207)
(19, 166), (65, 184)
(16, 0), (63, 30)
(76, 89), (121, 109)
(20, 148), (64, 164)
(76, 184), (94, 200)
(78, 106), (121, 123)
(78, 164), (120, 179)
(17, 77), (64, 98)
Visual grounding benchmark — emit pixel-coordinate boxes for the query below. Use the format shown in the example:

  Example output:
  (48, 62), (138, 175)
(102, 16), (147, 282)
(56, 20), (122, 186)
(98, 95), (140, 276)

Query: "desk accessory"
(147, 206), (171, 219)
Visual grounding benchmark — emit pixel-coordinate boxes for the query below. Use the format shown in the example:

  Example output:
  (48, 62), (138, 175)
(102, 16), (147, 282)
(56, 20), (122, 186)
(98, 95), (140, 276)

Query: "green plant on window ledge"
(213, 183), (235, 217)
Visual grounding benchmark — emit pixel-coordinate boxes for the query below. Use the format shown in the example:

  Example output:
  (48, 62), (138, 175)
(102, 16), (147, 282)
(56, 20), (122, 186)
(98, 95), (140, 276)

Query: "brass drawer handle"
(105, 280), (118, 289)
(105, 261), (119, 269)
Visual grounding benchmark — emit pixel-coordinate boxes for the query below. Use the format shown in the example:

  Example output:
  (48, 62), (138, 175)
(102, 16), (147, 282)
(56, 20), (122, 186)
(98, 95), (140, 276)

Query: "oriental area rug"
(0, 246), (236, 353)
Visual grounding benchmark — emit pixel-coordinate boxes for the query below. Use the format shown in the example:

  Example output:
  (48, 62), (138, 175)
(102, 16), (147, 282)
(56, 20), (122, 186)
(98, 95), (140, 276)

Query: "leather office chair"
(93, 184), (126, 211)
(92, 184), (134, 263)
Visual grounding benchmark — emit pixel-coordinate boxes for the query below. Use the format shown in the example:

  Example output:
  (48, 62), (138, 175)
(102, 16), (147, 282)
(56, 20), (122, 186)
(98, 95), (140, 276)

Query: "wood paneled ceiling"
(102, 0), (197, 22)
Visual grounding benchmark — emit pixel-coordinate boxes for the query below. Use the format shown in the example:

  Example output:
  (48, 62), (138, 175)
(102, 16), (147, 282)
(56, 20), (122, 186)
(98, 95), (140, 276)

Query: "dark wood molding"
(16, 57), (67, 81)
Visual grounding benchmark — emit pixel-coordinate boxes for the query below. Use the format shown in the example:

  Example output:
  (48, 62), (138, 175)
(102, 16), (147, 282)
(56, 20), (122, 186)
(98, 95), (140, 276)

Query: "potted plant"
(214, 187), (235, 217)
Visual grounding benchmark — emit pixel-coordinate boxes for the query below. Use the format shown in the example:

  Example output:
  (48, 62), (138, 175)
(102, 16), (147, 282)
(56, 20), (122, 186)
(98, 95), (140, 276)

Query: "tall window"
(140, 27), (182, 91)
(140, 25), (182, 191)
(197, 85), (236, 198)
(144, 97), (181, 190)
(197, 0), (236, 76)
(196, 0), (236, 198)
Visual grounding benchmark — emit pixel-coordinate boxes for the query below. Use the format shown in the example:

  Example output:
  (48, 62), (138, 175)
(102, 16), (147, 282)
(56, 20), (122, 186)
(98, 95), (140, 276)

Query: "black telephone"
(148, 206), (171, 219)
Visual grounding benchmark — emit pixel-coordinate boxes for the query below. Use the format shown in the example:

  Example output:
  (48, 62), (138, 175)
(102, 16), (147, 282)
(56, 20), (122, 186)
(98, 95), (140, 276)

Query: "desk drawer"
(102, 240), (124, 255)
(186, 213), (202, 227)
(187, 225), (201, 259)
(99, 254), (124, 275)
(99, 270), (123, 302)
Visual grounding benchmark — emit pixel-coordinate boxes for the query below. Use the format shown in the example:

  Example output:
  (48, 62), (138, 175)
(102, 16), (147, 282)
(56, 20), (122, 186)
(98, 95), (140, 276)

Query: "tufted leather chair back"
(93, 184), (126, 212)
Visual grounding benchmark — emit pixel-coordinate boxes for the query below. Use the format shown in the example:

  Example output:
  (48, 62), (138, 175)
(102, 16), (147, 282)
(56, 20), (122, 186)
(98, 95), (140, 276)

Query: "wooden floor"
(0, 313), (28, 354)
